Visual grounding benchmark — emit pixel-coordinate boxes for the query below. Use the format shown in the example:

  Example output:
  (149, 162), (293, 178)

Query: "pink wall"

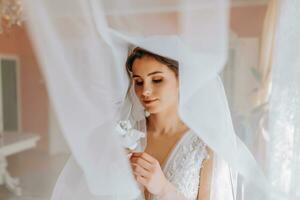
(0, 5), (267, 153)
(0, 24), (49, 152)
(231, 5), (267, 37)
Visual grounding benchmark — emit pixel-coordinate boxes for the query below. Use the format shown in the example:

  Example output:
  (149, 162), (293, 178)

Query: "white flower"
(115, 120), (145, 150)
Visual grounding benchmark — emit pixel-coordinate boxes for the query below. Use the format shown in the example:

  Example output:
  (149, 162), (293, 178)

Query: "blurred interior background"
(0, 0), (272, 199)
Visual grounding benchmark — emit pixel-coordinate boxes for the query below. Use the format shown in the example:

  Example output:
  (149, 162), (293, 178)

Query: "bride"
(125, 47), (213, 200)
(50, 44), (218, 200)
(24, 0), (280, 199)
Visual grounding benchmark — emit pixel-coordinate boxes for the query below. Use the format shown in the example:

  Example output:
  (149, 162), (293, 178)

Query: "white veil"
(23, 0), (289, 199)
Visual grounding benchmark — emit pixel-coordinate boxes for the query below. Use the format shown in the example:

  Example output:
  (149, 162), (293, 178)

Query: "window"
(0, 55), (20, 132)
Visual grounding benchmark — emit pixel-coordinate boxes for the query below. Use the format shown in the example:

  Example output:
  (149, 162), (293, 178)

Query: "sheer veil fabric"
(23, 0), (289, 199)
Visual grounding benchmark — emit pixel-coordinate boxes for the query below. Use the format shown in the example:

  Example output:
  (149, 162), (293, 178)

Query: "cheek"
(157, 81), (178, 100)
(134, 85), (143, 99)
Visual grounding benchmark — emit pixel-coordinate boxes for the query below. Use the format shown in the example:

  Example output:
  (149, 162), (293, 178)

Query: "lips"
(143, 99), (158, 106)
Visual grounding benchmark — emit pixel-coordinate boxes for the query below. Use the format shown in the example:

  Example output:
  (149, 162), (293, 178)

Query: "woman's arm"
(197, 148), (213, 200)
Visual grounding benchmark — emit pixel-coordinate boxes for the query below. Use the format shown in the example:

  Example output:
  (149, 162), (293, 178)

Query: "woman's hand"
(130, 152), (169, 196)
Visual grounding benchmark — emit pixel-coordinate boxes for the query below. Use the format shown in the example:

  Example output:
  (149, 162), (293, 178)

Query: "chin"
(145, 107), (158, 114)
(145, 105), (165, 115)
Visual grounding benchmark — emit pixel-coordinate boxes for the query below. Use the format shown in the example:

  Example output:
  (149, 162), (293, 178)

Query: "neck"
(146, 106), (187, 136)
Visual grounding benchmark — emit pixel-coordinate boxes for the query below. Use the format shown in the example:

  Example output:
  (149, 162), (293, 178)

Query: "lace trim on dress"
(149, 131), (208, 200)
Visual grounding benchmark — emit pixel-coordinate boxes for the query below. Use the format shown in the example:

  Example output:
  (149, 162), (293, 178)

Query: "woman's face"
(131, 55), (179, 114)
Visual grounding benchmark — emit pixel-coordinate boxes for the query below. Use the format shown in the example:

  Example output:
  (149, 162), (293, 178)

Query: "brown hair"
(125, 47), (179, 77)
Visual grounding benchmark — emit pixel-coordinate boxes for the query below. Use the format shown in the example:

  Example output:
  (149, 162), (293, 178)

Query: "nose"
(143, 89), (151, 96)
(142, 85), (152, 99)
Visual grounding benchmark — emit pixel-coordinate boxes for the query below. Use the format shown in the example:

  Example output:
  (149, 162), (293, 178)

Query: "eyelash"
(134, 79), (163, 86)
(135, 81), (143, 86)
(153, 79), (162, 83)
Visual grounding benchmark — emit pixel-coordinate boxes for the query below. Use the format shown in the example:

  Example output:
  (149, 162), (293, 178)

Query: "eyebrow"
(132, 71), (163, 78)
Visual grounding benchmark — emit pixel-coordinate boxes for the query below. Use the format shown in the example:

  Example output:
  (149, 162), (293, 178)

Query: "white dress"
(147, 130), (208, 200)
(51, 130), (208, 200)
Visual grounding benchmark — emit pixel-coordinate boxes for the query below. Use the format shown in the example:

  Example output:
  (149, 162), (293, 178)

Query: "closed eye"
(134, 80), (143, 86)
(153, 79), (163, 83)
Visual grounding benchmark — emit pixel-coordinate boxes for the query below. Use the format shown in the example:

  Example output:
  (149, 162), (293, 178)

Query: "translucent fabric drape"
(267, 0), (300, 199)
(22, 0), (297, 199)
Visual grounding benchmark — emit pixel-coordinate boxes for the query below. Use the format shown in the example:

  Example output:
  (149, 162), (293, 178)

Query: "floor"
(0, 150), (69, 200)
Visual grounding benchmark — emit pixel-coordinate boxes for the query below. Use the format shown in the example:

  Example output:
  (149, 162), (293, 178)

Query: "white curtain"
(22, 0), (300, 199)
(268, 0), (300, 199)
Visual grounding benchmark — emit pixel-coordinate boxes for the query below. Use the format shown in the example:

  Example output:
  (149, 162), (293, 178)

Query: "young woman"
(126, 47), (213, 200)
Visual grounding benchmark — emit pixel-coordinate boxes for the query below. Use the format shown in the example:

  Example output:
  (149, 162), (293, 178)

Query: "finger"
(130, 151), (140, 157)
(128, 152), (133, 159)
(132, 163), (151, 178)
(130, 157), (153, 171)
(131, 164), (151, 177)
(136, 175), (148, 186)
(132, 152), (157, 164)
(130, 152), (153, 165)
